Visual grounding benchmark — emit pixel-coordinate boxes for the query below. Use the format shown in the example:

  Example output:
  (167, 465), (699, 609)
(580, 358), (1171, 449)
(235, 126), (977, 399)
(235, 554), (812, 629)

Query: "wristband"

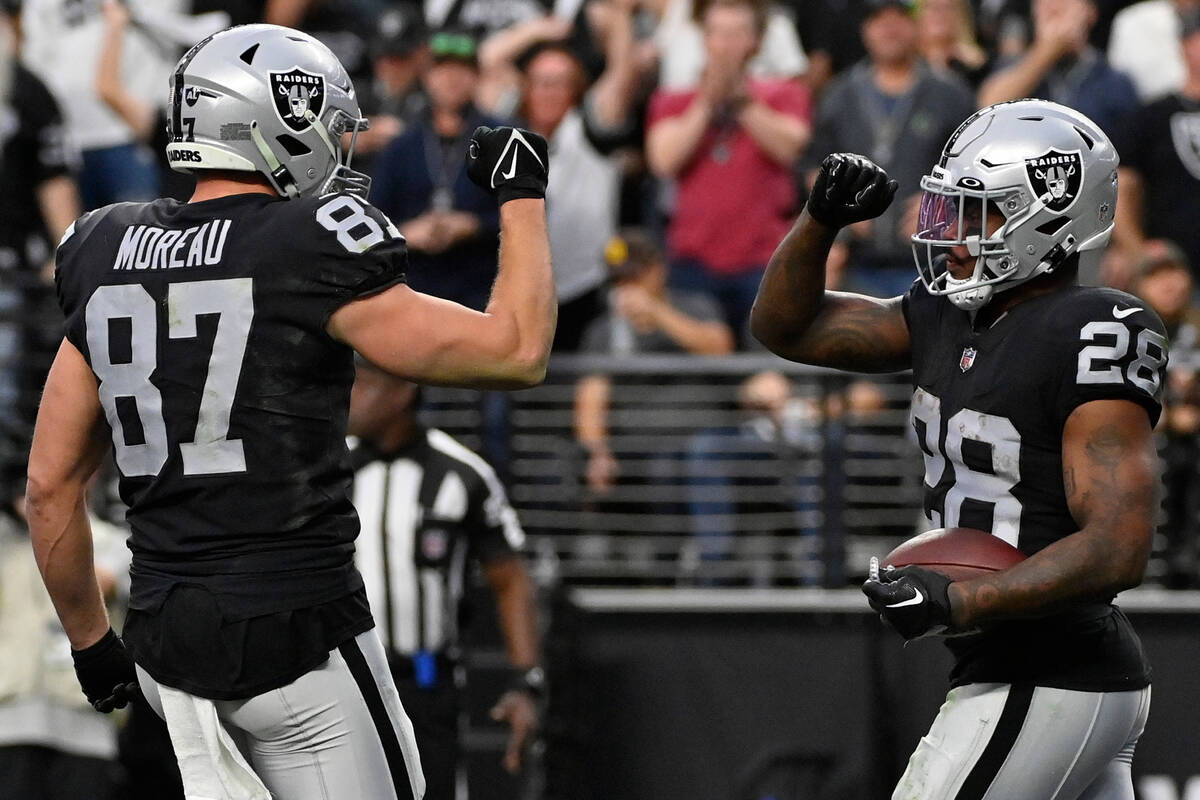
(71, 627), (122, 664)
(509, 666), (547, 698)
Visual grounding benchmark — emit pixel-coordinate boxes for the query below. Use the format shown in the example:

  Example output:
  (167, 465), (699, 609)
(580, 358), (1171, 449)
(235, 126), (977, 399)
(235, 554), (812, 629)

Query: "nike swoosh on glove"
(466, 126), (549, 206)
(72, 627), (141, 713)
(862, 565), (955, 641)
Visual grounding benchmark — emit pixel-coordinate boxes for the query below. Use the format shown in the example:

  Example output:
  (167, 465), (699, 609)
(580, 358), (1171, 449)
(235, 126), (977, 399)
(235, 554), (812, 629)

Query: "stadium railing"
(423, 354), (927, 589)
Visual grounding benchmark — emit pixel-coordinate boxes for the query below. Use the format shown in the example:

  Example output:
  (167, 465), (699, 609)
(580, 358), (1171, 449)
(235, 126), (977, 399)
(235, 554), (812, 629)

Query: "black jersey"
(903, 281), (1168, 691)
(1, 64), (74, 264)
(55, 191), (407, 620)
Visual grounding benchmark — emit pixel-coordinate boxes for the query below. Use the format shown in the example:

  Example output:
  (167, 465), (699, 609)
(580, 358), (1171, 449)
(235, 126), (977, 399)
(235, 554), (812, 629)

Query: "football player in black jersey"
(752, 99), (1165, 799)
(25, 24), (554, 800)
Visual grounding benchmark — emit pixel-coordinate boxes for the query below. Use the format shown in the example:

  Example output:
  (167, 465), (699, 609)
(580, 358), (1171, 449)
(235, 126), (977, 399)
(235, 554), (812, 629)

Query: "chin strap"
(957, 191), (1075, 303)
(956, 228), (1078, 311)
(1035, 233), (1077, 275)
(250, 120), (299, 198)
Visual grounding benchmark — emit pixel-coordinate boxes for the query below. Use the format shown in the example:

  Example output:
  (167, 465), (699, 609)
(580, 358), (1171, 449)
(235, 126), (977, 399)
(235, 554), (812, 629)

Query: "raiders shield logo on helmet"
(269, 68), (326, 133)
(1025, 149), (1082, 212)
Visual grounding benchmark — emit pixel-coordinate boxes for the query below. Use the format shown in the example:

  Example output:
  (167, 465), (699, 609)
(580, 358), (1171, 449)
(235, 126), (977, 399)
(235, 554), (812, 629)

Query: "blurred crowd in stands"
(3, 0), (1200, 592)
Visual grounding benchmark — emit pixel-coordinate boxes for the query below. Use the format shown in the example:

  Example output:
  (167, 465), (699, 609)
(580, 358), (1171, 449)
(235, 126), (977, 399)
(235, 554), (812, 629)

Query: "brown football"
(883, 527), (1027, 581)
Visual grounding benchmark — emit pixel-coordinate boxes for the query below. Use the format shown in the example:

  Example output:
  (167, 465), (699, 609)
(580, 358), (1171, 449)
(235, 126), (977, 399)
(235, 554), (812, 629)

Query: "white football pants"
(138, 629), (425, 800)
(894, 682), (1151, 800)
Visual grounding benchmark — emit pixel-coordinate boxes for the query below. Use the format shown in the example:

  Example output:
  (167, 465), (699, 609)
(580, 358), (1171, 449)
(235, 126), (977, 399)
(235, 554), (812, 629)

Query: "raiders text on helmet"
(165, 24), (370, 199)
(911, 100), (1118, 310)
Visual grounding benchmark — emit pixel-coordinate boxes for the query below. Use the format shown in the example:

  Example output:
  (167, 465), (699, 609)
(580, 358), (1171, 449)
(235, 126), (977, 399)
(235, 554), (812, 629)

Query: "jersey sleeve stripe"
(425, 428), (525, 549)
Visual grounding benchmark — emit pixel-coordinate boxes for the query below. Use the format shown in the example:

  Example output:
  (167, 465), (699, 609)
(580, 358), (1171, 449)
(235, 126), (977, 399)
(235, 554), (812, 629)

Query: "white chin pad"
(945, 273), (993, 310)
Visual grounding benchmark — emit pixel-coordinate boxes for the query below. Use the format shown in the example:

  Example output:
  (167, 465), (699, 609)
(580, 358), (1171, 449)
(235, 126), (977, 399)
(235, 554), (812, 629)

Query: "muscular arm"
(328, 199), (556, 388)
(574, 374), (612, 452)
(574, 373), (619, 490)
(654, 304), (735, 355)
(96, 2), (155, 141)
(948, 399), (1157, 628)
(1112, 166), (1145, 251)
(38, 176), (81, 239)
(26, 339), (113, 650)
(475, 16), (571, 115)
(976, 39), (1061, 107)
(37, 176), (81, 279)
(749, 210), (911, 371)
(484, 554), (542, 772)
(263, 0), (314, 26)
(645, 96), (714, 178)
(736, 98), (810, 168)
(588, 1), (640, 131)
(483, 556), (542, 670)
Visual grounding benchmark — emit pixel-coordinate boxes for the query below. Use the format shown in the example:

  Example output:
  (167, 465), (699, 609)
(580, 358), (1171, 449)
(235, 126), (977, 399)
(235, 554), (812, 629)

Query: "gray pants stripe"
(338, 636), (415, 798)
(955, 683), (1036, 799)
(138, 629), (426, 799)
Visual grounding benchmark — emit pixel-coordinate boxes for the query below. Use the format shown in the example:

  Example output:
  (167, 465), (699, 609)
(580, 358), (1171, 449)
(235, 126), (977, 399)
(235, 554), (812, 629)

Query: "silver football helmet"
(165, 24), (370, 199)
(911, 99), (1118, 310)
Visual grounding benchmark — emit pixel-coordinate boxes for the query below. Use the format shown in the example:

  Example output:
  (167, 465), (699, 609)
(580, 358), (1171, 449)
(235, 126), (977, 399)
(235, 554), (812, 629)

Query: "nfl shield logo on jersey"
(269, 68), (326, 133)
(422, 528), (449, 561)
(1025, 149), (1083, 212)
(959, 346), (977, 372)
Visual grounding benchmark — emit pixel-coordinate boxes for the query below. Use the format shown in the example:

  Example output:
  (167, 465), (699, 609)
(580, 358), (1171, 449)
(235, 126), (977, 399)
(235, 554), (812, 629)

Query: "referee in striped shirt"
(348, 360), (543, 799)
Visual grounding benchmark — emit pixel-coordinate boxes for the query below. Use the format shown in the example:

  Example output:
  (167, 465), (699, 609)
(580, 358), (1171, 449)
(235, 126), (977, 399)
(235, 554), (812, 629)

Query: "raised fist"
(467, 126), (549, 206)
(806, 153), (899, 229)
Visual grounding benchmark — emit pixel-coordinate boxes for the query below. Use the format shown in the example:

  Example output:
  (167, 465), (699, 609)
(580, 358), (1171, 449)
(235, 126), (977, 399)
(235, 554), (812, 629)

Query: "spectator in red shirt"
(645, 0), (811, 344)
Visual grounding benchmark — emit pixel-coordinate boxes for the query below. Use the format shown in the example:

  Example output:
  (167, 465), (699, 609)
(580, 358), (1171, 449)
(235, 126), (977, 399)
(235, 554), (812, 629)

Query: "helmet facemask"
(910, 100), (1121, 311)
(913, 180), (1020, 310)
(323, 110), (371, 197)
(911, 175), (1074, 311)
(248, 106), (371, 199)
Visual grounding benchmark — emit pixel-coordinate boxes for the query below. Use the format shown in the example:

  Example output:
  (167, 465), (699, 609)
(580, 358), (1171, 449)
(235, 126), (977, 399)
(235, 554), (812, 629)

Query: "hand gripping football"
(883, 527), (1026, 581)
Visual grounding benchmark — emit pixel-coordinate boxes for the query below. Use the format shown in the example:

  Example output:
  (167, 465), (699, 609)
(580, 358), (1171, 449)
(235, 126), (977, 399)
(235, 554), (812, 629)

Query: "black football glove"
(467, 126), (549, 206)
(862, 565), (956, 641)
(806, 153), (899, 229)
(71, 628), (140, 713)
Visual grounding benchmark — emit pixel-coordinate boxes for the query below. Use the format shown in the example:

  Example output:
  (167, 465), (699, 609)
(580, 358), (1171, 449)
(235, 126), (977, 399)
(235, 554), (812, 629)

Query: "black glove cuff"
(71, 627), (120, 666)
(497, 184), (546, 206)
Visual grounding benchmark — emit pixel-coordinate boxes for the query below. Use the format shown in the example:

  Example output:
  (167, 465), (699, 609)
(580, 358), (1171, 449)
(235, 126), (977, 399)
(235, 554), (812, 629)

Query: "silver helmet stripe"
(171, 32), (218, 143)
